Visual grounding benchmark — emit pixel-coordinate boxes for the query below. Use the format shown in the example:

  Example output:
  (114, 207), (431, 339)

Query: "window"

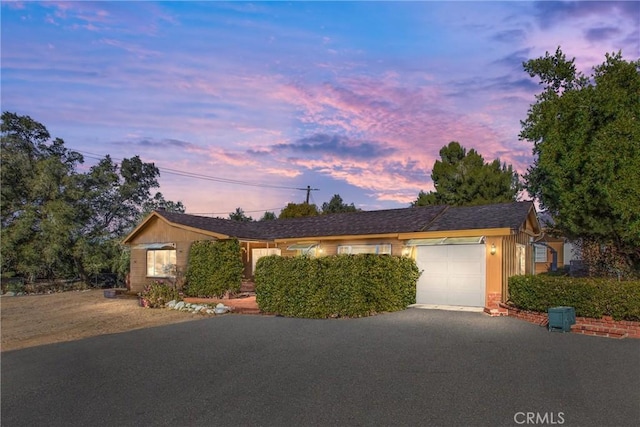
(534, 244), (548, 263)
(147, 249), (177, 277)
(516, 244), (527, 275)
(286, 243), (318, 256)
(337, 244), (392, 255)
(406, 236), (485, 246)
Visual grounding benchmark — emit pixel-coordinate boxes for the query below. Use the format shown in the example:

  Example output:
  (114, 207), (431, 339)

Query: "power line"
(70, 148), (308, 191)
(191, 207), (285, 217)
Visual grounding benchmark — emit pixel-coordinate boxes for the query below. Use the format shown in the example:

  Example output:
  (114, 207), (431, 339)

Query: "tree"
(321, 194), (360, 214)
(141, 192), (186, 216)
(520, 48), (640, 271)
(412, 141), (521, 206)
(278, 202), (319, 219)
(260, 211), (276, 221)
(0, 112), (185, 283)
(1, 113), (84, 280)
(229, 207), (253, 222)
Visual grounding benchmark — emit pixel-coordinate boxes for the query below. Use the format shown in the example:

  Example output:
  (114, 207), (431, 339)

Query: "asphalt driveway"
(2, 308), (639, 427)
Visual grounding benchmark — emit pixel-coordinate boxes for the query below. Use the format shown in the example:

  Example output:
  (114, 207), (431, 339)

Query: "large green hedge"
(255, 254), (420, 318)
(508, 275), (640, 321)
(184, 239), (244, 298)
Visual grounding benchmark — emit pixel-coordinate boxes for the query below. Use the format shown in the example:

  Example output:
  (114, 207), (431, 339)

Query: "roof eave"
(273, 233), (401, 243)
(398, 228), (513, 239)
(122, 211), (232, 245)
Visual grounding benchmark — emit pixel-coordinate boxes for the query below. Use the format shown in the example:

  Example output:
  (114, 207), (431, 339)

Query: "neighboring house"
(534, 212), (581, 274)
(122, 201), (541, 313)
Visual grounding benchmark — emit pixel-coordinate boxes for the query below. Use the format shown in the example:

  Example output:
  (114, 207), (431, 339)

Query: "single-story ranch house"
(123, 201), (541, 314)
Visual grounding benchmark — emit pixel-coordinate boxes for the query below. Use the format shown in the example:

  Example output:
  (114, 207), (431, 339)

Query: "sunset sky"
(2, 1), (638, 217)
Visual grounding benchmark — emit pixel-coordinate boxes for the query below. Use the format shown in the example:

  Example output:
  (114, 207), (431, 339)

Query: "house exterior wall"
(485, 236), (503, 309)
(534, 240), (566, 274)
(242, 241), (272, 278)
(277, 233), (532, 310)
(127, 217), (220, 293)
(500, 231), (534, 304)
(275, 237), (406, 257)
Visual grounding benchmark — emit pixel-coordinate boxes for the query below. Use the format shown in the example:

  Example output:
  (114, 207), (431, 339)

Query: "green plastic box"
(548, 306), (576, 332)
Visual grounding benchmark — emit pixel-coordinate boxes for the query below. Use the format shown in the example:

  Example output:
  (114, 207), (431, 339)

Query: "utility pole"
(299, 185), (319, 204)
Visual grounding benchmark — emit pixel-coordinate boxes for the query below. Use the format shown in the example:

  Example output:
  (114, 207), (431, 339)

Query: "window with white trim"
(337, 244), (392, 255)
(146, 249), (177, 277)
(534, 244), (548, 263)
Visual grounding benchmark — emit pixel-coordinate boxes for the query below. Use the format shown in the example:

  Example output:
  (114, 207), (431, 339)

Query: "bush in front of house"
(139, 280), (181, 308)
(254, 254), (420, 318)
(508, 275), (640, 321)
(184, 239), (244, 298)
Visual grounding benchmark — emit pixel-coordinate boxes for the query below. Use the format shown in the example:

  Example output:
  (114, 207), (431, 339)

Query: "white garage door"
(415, 244), (486, 307)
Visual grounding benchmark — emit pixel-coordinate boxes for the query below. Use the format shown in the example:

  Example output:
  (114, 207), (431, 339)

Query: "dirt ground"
(1, 290), (206, 352)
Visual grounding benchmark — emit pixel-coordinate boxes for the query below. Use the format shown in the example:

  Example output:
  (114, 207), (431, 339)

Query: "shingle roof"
(257, 204), (448, 239)
(150, 201), (535, 241)
(153, 210), (268, 240)
(426, 202), (535, 231)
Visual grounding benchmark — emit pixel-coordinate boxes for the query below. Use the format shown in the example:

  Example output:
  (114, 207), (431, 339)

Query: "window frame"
(534, 244), (548, 263)
(146, 248), (177, 278)
(337, 243), (392, 255)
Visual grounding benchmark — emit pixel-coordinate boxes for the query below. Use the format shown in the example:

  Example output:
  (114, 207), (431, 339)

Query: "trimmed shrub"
(255, 254), (420, 318)
(184, 239), (244, 298)
(508, 275), (640, 321)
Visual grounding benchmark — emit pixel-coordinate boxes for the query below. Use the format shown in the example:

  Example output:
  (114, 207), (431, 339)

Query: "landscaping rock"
(4, 292), (16, 297)
(166, 300), (177, 309)
(214, 303), (230, 314)
(174, 301), (186, 310)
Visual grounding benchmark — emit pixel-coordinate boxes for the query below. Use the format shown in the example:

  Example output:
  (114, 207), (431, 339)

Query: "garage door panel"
(415, 244), (485, 307)
(449, 259), (483, 273)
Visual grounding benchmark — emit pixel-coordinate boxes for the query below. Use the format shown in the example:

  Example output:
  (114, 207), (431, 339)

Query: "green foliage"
(260, 211), (277, 221)
(229, 207), (253, 222)
(278, 202), (319, 219)
(1, 112), (84, 281)
(139, 280), (181, 308)
(1, 112), (185, 284)
(255, 254), (420, 318)
(184, 239), (244, 297)
(508, 275), (640, 321)
(140, 192), (186, 220)
(412, 141), (521, 207)
(321, 194), (360, 214)
(520, 48), (640, 269)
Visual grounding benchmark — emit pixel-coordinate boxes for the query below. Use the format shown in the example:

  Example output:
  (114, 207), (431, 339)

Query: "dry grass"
(1, 290), (204, 352)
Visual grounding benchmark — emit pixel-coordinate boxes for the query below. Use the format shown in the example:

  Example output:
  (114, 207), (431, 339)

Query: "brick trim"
(499, 303), (640, 339)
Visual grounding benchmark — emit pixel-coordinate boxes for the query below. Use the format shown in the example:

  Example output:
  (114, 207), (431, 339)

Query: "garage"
(412, 237), (486, 307)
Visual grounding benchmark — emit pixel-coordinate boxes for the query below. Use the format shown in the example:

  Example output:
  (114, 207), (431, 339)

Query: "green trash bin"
(548, 306), (576, 332)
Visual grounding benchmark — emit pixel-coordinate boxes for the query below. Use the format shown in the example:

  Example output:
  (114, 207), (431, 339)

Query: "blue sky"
(2, 1), (638, 217)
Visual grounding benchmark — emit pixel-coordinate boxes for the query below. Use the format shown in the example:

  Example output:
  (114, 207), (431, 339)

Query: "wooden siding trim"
(123, 212), (162, 244)
(123, 212), (231, 244)
(397, 228), (512, 240)
(273, 234), (399, 243)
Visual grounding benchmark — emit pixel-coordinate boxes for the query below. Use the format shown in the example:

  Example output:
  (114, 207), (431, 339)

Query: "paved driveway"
(2, 309), (639, 427)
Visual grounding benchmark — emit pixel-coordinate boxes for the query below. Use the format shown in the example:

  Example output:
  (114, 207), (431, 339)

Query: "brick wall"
(498, 303), (640, 339)
(483, 292), (508, 316)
